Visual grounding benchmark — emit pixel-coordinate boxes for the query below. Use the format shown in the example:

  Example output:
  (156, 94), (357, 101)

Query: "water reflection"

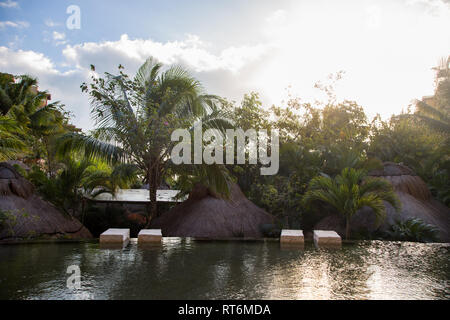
(0, 241), (448, 299)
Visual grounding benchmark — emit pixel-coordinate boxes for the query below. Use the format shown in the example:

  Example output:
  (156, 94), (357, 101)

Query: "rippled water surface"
(0, 240), (449, 299)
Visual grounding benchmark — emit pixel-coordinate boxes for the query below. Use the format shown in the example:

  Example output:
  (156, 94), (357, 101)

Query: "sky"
(0, 0), (449, 131)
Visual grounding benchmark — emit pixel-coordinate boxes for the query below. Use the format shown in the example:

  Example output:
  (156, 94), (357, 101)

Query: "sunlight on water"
(0, 240), (448, 300)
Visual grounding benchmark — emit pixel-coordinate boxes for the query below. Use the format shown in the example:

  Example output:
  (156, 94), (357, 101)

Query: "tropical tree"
(303, 167), (401, 239)
(27, 158), (138, 215)
(0, 73), (41, 116)
(413, 99), (450, 132)
(0, 73), (72, 174)
(82, 162), (140, 198)
(400, 56), (450, 132)
(58, 57), (233, 223)
(0, 117), (26, 161)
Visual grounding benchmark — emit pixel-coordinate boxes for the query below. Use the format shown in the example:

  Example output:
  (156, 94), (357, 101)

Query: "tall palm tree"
(303, 167), (401, 239)
(413, 99), (450, 132)
(0, 117), (26, 161)
(0, 74), (38, 115)
(82, 162), (140, 198)
(409, 56), (450, 132)
(58, 57), (233, 223)
(0, 74), (68, 171)
(0, 75), (52, 118)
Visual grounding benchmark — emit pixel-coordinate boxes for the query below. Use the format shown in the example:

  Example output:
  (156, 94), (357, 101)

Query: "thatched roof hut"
(151, 183), (274, 238)
(314, 162), (450, 242)
(0, 162), (92, 240)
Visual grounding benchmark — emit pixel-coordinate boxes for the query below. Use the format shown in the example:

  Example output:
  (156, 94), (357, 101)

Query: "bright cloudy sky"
(0, 0), (449, 131)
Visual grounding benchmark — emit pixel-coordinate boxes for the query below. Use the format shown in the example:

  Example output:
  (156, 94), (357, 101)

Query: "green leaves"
(0, 117), (26, 160)
(387, 218), (439, 242)
(56, 132), (125, 164)
(303, 167), (401, 239)
(60, 55), (233, 218)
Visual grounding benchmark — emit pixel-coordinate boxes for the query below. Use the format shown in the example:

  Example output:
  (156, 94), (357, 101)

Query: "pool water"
(0, 240), (448, 300)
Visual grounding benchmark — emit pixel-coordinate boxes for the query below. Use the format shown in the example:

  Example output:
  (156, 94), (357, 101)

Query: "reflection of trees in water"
(79, 242), (145, 299)
(105, 240), (279, 299)
(1, 241), (448, 299)
(262, 243), (372, 299)
(0, 243), (95, 299)
(78, 241), (450, 299)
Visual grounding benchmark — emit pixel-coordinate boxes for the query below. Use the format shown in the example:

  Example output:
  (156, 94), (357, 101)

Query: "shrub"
(387, 218), (440, 242)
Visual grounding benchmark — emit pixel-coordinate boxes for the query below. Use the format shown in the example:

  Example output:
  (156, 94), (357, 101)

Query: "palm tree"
(27, 157), (138, 216)
(58, 57), (233, 224)
(0, 117), (26, 161)
(0, 74), (50, 118)
(0, 74), (69, 172)
(82, 162), (140, 198)
(0, 74), (38, 115)
(412, 99), (450, 132)
(303, 167), (401, 239)
(408, 56), (450, 132)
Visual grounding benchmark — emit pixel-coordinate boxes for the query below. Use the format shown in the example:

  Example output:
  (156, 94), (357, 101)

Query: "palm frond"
(56, 132), (125, 164)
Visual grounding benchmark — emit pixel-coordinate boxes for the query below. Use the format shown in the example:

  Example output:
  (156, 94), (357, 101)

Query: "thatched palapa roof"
(151, 183), (274, 238)
(315, 162), (450, 242)
(0, 162), (92, 240)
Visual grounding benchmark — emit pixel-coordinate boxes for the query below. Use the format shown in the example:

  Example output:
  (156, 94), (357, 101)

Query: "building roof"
(84, 189), (186, 203)
(150, 183), (274, 238)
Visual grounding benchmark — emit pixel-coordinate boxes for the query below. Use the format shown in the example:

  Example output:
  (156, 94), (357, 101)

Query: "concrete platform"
(138, 229), (162, 243)
(99, 228), (130, 244)
(99, 239), (130, 249)
(280, 229), (304, 246)
(313, 230), (341, 248)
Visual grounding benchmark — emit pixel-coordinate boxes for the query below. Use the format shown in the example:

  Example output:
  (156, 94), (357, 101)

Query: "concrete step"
(313, 230), (342, 248)
(280, 229), (304, 247)
(100, 228), (130, 244)
(138, 229), (163, 243)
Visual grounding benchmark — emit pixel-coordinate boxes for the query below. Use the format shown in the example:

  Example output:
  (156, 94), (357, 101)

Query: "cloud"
(0, 46), (91, 130)
(52, 31), (67, 46)
(0, 34), (270, 131)
(406, 0), (450, 16)
(45, 19), (60, 28)
(2, 0), (447, 133)
(0, 0), (18, 8)
(0, 46), (61, 75)
(266, 9), (287, 25)
(7, 34), (24, 49)
(53, 31), (65, 41)
(0, 21), (29, 29)
(62, 34), (269, 74)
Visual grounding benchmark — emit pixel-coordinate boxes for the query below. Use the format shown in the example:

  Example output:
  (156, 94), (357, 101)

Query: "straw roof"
(151, 183), (274, 238)
(0, 162), (92, 240)
(314, 162), (450, 242)
(369, 161), (415, 177)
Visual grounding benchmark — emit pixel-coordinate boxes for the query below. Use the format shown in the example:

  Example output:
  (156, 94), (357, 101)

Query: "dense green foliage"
(58, 59), (233, 223)
(26, 159), (138, 215)
(303, 168), (401, 239)
(386, 218), (439, 243)
(0, 56), (448, 240)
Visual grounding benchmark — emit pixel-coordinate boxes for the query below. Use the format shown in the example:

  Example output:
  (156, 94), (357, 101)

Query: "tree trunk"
(44, 137), (54, 178)
(345, 216), (351, 240)
(145, 168), (159, 228)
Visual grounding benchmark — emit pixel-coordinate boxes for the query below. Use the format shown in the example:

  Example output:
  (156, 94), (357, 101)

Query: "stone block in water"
(280, 229), (304, 246)
(100, 228), (130, 243)
(313, 230), (341, 248)
(138, 229), (162, 243)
